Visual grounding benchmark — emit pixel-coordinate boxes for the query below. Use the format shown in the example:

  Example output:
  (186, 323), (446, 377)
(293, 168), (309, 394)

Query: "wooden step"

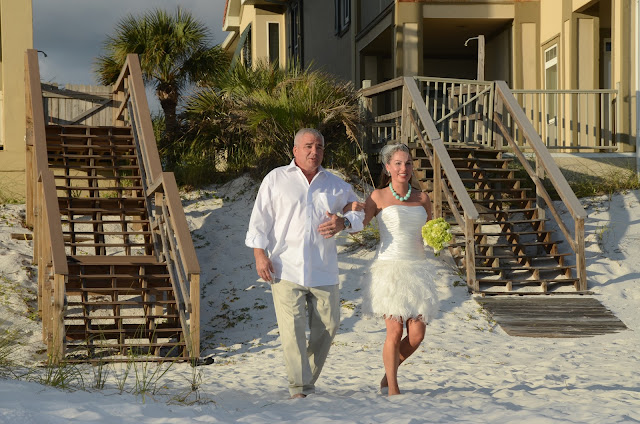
(475, 265), (575, 272)
(68, 255), (160, 265)
(48, 164), (140, 171)
(58, 197), (146, 207)
(468, 252), (571, 260)
(47, 143), (136, 152)
(63, 230), (153, 236)
(66, 242), (152, 248)
(56, 185), (144, 191)
(67, 313), (180, 320)
(476, 278), (579, 287)
(449, 240), (563, 249)
(59, 207), (147, 215)
(54, 175), (142, 181)
(48, 153), (138, 160)
(66, 299), (176, 307)
(451, 230), (552, 237)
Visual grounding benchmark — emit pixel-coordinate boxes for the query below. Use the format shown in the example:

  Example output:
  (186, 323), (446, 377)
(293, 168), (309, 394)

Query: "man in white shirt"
(245, 128), (364, 399)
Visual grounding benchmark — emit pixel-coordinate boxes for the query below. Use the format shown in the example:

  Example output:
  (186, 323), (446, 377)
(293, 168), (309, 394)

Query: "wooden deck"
(476, 296), (627, 337)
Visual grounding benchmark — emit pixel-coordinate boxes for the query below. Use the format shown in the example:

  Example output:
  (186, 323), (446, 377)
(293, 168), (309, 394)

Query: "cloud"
(33, 0), (228, 86)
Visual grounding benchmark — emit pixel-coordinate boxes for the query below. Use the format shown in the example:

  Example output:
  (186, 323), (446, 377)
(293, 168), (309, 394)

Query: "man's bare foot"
(289, 393), (307, 399)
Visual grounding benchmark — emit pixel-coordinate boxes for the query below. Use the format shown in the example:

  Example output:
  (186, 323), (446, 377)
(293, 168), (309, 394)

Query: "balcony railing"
(511, 87), (619, 152)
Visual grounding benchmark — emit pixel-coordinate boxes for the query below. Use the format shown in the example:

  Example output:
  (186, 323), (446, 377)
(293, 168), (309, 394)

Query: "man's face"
(293, 132), (324, 174)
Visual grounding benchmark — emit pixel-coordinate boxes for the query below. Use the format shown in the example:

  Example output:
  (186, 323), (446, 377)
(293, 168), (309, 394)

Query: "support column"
(613, 0), (633, 150)
(394, 1), (423, 78)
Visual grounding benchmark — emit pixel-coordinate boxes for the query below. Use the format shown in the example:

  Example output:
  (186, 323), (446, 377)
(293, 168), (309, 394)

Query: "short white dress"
(361, 205), (445, 323)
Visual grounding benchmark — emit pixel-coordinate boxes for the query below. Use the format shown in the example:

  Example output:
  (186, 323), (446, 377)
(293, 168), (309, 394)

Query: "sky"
(32, 0), (229, 93)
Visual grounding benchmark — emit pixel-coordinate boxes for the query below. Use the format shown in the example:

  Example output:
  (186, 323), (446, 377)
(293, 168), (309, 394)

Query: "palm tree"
(95, 8), (228, 167)
(183, 61), (364, 178)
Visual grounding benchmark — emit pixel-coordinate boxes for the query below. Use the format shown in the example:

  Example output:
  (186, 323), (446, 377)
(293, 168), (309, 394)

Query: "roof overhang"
(223, 0), (241, 31)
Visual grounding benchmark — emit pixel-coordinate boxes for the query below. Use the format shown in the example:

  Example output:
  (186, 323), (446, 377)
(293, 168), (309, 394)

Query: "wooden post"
(575, 218), (587, 291)
(477, 35), (485, 81)
(401, 84), (411, 145)
(433, 153), (442, 219)
(51, 273), (66, 363)
(535, 154), (546, 225)
(465, 213), (477, 292)
(360, 80), (373, 174)
(190, 273), (200, 359)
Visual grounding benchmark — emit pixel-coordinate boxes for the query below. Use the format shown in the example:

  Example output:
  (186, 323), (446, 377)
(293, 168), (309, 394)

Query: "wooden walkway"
(476, 296), (628, 338)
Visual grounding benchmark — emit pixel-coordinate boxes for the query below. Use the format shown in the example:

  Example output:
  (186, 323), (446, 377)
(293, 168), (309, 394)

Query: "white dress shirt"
(246, 160), (364, 287)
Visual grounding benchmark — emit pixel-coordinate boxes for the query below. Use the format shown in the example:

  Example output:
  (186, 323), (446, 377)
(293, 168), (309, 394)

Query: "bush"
(177, 61), (364, 184)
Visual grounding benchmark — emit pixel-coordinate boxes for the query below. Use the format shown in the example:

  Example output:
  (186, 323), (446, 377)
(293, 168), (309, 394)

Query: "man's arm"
(246, 175), (276, 280)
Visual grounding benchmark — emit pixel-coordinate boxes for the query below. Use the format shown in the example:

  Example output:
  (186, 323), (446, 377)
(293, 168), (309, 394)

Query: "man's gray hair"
(380, 143), (411, 165)
(294, 128), (325, 146)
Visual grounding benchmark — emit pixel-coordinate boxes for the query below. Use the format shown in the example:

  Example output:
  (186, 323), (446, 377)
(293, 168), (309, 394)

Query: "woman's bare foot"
(380, 374), (388, 389)
(388, 388), (401, 396)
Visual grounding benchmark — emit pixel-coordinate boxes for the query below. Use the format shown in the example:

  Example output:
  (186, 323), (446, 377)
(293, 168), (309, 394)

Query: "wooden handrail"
(25, 49), (68, 276)
(161, 172), (201, 275)
(113, 54), (132, 94)
(113, 54), (163, 182)
(494, 81), (587, 290)
(495, 82), (587, 221)
(359, 76), (403, 97)
(404, 77), (479, 220)
(112, 54), (201, 356)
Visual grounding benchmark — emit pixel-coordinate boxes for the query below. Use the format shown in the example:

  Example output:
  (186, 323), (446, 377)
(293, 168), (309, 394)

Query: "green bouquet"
(422, 217), (452, 256)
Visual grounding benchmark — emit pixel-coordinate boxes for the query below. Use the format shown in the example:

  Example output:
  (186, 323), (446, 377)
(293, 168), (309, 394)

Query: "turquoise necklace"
(389, 182), (411, 201)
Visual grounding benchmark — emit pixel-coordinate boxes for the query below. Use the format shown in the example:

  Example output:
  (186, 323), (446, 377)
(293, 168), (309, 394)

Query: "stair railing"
(25, 49), (68, 362)
(112, 54), (201, 358)
(493, 81), (587, 291)
(360, 77), (480, 291)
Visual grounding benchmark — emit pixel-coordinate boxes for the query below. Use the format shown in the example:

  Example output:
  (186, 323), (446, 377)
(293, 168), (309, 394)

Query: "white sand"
(1, 178), (639, 423)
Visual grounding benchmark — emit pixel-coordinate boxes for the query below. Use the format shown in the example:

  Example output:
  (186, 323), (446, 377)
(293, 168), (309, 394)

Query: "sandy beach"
(1, 176), (639, 423)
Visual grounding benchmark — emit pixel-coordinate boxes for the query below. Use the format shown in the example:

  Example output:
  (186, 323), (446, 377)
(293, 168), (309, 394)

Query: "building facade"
(222, 0), (639, 154)
(0, 0), (34, 200)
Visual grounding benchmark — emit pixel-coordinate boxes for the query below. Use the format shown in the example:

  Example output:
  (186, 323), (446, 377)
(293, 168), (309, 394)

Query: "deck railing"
(511, 88), (618, 152)
(360, 77), (480, 290)
(112, 54), (201, 358)
(416, 77), (495, 148)
(493, 81), (587, 290)
(25, 49), (68, 362)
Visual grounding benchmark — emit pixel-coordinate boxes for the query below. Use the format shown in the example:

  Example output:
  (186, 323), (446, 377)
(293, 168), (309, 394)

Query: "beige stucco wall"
(303, 0), (353, 82)
(252, 8), (286, 67)
(0, 0), (33, 201)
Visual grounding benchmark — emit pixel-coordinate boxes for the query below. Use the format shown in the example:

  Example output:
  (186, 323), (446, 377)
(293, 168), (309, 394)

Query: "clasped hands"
(318, 201), (364, 239)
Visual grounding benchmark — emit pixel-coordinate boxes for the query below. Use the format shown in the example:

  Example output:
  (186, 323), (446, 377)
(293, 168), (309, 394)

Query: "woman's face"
(385, 150), (413, 184)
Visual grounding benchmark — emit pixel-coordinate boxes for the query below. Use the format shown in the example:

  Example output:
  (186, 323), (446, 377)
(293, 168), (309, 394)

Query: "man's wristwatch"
(343, 217), (351, 230)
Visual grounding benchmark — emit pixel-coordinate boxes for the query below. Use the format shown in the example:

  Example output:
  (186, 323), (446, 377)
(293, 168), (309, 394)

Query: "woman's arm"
(363, 191), (381, 227)
(420, 191), (433, 221)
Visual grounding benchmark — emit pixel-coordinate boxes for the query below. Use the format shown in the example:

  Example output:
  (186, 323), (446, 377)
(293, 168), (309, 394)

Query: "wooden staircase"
(26, 50), (200, 362)
(413, 144), (579, 293)
(361, 77), (588, 295)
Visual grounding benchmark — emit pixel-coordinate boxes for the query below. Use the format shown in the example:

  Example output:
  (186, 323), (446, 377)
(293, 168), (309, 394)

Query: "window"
(335, 0), (350, 36)
(288, 0), (303, 67)
(268, 22), (280, 66)
(544, 44), (558, 124)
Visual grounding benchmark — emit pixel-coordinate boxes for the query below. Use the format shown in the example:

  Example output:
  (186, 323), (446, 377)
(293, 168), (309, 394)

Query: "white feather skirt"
(361, 258), (440, 323)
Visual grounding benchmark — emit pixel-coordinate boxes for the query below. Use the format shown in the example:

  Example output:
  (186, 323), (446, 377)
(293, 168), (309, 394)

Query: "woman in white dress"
(361, 143), (442, 396)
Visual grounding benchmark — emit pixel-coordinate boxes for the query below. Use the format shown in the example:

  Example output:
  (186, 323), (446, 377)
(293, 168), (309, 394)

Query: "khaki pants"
(271, 279), (340, 396)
